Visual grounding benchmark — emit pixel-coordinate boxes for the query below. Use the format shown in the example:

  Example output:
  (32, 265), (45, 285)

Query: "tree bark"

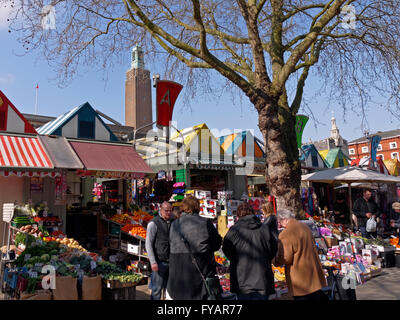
(256, 96), (303, 217)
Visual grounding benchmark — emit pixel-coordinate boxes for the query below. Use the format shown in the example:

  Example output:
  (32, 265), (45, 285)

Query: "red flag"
(36, 84), (39, 89)
(156, 80), (183, 127)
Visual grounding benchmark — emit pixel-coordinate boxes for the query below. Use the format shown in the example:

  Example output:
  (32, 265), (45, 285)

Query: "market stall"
(1, 206), (147, 300)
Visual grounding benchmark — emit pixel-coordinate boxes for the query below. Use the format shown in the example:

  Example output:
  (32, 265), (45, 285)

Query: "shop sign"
(252, 163), (265, 175)
(30, 177), (43, 192)
(156, 80), (183, 127)
(76, 170), (145, 179)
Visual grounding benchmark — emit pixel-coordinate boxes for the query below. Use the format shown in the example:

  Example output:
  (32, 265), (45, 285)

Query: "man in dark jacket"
(222, 203), (277, 300)
(353, 189), (379, 238)
(145, 201), (173, 300)
(167, 196), (222, 300)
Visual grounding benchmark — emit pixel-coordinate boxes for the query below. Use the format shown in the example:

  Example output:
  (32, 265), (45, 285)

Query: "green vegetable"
(41, 254), (50, 262)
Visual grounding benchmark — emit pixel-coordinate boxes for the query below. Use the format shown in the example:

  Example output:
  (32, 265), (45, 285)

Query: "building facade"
(348, 129), (400, 162)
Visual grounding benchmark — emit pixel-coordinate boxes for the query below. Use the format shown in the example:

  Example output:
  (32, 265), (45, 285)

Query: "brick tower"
(125, 45), (153, 132)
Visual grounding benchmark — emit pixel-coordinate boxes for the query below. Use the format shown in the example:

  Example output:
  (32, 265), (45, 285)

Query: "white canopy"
(302, 166), (400, 184)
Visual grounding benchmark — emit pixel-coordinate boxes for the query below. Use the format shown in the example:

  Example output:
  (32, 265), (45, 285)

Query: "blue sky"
(0, 7), (399, 145)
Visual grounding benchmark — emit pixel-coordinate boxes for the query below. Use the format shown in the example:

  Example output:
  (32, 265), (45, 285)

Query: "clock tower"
(125, 45), (153, 133)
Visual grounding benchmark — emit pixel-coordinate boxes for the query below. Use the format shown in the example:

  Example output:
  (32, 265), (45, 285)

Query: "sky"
(1, 5), (399, 145)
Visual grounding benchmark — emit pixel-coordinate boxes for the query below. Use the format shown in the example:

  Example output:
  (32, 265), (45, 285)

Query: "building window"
(377, 144), (382, 151)
(390, 142), (397, 149)
(311, 154), (319, 167)
(361, 146), (369, 153)
(349, 148), (355, 155)
(377, 154), (384, 160)
(0, 111), (6, 131)
(78, 120), (95, 139)
(391, 152), (399, 160)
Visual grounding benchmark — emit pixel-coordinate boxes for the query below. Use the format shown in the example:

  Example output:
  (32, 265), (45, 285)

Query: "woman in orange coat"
(274, 209), (328, 300)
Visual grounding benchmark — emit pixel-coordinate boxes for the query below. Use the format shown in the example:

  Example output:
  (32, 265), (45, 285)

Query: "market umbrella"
(302, 166), (400, 228)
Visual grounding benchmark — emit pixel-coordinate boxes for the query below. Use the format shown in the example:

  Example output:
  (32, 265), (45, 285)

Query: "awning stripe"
(0, 136), (10, 166)
(11, 136), (26, 167)
(18, 137), (34, 167)
(21, 137), (37, 167)
(29, 138), (45, 167)
(0, 135), (53, 169)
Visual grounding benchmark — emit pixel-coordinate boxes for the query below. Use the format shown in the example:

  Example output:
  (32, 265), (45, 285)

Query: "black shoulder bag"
(176, 219), (223, 300)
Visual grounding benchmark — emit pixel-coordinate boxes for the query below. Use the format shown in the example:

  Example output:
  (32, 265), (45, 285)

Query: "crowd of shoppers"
(145, 195), (329, 301)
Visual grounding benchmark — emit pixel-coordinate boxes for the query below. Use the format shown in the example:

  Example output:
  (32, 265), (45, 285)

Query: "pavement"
(356, 267), (400, 300)
(1, 268), (399, 300)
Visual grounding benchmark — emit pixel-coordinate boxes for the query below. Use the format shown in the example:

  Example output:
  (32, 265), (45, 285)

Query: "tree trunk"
(256, 97), (303, 217)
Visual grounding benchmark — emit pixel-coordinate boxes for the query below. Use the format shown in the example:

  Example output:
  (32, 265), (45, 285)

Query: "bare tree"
(6, 0), (400, 212)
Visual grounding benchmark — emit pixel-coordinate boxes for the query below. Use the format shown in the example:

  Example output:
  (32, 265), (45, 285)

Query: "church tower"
(125, 45), (153, 132)
(330, 112), (343, 147)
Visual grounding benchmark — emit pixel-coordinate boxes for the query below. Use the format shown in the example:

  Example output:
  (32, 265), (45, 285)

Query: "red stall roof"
(68, 140), (153, 174)
(0, 134), (53, 169)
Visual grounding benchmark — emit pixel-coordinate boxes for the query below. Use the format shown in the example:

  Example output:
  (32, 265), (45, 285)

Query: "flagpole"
(35, 84), (38, 114)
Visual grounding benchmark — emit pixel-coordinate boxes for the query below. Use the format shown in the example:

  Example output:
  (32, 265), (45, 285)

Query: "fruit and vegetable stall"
(1, 219), (148, 300)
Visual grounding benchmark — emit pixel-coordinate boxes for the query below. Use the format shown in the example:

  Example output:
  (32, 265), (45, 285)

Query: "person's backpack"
(366, 218), (377, 233)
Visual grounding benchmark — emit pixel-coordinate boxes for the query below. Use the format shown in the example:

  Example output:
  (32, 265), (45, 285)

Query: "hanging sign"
(156, 80), (183, 127)
(295, 114), (309, 148)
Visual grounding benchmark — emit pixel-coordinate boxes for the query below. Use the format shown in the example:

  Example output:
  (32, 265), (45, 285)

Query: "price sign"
(24, 254), (31, 261)
(74, 264), (80, 271)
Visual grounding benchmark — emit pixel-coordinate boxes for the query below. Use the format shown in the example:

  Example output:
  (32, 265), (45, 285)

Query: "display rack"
(102, 218), (148, 261)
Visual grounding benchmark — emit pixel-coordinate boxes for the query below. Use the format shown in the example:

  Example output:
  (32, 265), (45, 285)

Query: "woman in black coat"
(222, 203), (277, 300)
(262, 201), (279, 242)
(166, 196), (222, 300)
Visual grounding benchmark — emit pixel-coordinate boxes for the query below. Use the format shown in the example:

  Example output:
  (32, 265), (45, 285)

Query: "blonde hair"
(261, 201), (275, 217)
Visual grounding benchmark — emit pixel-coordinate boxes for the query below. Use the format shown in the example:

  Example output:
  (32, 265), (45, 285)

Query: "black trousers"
(293, 290), (329, 301)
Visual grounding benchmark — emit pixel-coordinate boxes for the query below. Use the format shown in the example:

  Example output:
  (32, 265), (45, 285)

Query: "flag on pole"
(36, 84), (39, 89)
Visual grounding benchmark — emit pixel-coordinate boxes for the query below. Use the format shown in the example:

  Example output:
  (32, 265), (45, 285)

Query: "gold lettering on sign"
(160, 89), (171, 106)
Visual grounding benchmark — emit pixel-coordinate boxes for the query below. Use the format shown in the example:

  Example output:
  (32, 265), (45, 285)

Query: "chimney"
(125, 45), (153, 134)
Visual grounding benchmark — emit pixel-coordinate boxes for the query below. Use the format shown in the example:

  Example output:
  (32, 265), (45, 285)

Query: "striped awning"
(0, 134), (53, 169)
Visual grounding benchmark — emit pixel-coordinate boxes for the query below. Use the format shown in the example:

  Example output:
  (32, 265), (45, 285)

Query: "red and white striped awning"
(0, 171), (60, 177)
(0, 135), (53, 169)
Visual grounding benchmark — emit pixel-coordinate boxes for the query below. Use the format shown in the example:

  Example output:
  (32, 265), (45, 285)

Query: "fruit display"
(110, 213), (132, 225)
(272, 265), (285, 282)
(126, 225), (147, 239)
(16, 225), (47, 238)
(389, 237), (400, 248)
(48, 237), (87, 252)
(131, 210), (154, 223)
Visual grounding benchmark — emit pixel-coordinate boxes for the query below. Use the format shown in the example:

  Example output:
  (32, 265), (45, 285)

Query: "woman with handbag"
(166, 196), (222, 300)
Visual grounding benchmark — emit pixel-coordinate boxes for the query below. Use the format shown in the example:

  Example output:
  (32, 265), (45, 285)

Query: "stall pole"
(348, 183), (353, 230)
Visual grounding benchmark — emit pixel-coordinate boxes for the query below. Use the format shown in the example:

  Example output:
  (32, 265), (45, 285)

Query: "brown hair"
(261, 201), (275, 217)
(236, 203), (254, 218)
(182, 195), (200, 214)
